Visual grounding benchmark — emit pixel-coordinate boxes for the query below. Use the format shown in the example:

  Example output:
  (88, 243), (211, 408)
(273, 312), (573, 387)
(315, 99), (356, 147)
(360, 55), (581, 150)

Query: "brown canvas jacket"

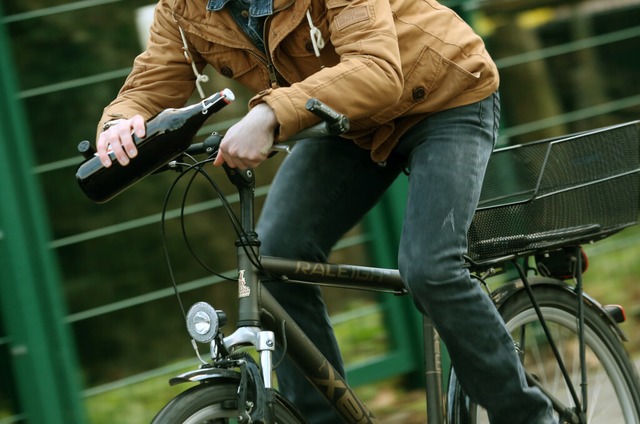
(100, 0), (499, 162)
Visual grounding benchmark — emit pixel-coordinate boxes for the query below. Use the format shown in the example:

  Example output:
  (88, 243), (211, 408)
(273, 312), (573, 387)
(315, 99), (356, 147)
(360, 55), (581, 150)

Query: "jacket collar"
(206, 0), (273, 17)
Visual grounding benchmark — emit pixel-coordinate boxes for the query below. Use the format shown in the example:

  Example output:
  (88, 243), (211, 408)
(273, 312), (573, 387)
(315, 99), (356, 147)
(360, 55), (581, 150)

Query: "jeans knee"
(399, 256), (469, 309)
(400, 253), (456, 285)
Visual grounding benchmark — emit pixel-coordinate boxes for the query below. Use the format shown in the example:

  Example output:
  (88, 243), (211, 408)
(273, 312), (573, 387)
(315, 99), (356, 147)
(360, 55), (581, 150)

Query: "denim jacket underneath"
(206, 0), (273, 53)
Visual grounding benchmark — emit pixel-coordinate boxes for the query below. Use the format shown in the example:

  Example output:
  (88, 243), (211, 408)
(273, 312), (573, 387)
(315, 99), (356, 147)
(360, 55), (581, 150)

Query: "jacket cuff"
(249, 88), (317, 142)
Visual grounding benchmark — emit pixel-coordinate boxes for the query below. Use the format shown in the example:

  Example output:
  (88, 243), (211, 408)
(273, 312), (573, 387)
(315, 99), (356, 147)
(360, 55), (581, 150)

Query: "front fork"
(221, 327), (277, 423)
(222, 326), (276, 391)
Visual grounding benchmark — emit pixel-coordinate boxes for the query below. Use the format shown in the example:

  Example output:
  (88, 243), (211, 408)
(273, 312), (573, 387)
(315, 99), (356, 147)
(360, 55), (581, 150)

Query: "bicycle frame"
(199, 152), (631, 424)
(256, 256), (448, 423)
(166, 126), (638, 423)
(222, 163), (446, 423)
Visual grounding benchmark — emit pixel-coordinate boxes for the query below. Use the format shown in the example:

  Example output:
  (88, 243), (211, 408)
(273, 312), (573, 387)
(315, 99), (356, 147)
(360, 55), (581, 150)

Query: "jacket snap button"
(412, 87), (426, 101)
(221, 66), (234, 78)
(241, 9), (249, 17)
(305, 41), (314, 53)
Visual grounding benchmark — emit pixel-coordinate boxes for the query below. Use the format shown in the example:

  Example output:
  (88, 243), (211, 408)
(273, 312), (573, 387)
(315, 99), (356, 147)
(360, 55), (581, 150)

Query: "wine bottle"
(76, 89), (235, 203)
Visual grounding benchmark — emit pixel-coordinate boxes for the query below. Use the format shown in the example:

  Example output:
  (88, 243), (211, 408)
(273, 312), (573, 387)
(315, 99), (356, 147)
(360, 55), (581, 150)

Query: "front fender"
(169, 366), (241, 386)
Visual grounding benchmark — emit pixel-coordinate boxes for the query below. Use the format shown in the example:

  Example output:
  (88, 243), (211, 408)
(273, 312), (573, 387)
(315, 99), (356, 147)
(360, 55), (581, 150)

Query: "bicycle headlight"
(186, 302), (219, 343)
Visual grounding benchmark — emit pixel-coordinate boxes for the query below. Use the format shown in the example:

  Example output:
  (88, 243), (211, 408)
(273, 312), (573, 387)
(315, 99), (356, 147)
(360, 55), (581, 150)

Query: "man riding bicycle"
(96, 0), (557, 422)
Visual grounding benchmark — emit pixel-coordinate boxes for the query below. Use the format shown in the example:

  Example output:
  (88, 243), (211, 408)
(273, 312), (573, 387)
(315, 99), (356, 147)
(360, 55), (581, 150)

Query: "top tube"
(259, 256), (406, 294)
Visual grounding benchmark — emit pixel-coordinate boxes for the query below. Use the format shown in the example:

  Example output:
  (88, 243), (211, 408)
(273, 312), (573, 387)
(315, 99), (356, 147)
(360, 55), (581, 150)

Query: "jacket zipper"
(260, 0), (299, 88)
(267, 63), (280, 88)
(262, 14), (281, 88)
(245, 49), (281, 88)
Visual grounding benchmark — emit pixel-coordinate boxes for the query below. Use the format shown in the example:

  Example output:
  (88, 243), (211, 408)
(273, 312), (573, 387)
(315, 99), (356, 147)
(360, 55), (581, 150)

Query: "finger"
(235, 157), (259, 170)
(125, 116), (146, 158)
(213, 150), (227, 167)
(224, 154), (244, 169)
(243, 152), (266, 169)
(131, 115), (146, 138)
(240, 158), (259, 170)
(111, 127), (131, 166)
(96, 133), (112, 167)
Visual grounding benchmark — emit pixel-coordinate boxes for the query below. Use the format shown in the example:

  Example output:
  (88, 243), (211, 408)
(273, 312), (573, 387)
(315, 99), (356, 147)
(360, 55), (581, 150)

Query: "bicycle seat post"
(223, 164), (262, 327)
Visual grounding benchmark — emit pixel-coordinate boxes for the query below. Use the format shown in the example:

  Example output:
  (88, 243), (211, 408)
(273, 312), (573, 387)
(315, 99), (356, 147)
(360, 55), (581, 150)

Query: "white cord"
(178, 25), (209, 99)
(306, 10), (325, 58)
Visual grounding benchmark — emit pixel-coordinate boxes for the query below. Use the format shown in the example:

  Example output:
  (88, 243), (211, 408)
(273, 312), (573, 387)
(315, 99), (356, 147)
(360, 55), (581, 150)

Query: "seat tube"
(574, 246), (588, 418)
(423, 315), (445, 424)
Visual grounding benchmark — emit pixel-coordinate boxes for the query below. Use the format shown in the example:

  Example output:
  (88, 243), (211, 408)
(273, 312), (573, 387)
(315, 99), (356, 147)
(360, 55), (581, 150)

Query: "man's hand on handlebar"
(213, 103), (278, 169)
(97, 115), (146, 167)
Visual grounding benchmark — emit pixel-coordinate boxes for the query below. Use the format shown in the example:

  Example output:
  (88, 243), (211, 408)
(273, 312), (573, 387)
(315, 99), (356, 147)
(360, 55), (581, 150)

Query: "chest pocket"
(189, 35), (259, 80)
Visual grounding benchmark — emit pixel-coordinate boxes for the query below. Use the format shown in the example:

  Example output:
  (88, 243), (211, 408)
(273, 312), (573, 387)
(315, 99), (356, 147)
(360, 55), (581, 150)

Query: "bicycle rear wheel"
(449, 284), (640, 423)
(151, 382), (306, 423)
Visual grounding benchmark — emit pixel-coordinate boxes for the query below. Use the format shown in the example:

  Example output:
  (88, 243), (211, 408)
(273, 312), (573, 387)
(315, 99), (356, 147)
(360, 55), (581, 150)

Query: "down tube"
(260, 287), (379, 423)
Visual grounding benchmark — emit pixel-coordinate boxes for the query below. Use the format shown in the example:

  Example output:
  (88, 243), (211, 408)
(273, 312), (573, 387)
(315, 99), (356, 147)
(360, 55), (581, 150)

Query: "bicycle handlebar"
(183, 98), (350, 157)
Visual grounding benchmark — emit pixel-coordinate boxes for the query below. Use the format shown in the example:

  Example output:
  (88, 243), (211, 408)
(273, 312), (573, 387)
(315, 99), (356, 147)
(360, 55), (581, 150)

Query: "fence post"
(0, 5), (86, 423)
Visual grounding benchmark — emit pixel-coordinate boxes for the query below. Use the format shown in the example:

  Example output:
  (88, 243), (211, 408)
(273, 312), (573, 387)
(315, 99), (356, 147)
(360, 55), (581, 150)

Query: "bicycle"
(77, 91), (640, 423)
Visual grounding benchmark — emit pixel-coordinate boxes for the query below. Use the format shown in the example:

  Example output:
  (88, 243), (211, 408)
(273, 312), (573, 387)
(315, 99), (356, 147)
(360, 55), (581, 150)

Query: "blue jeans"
(257, 93), (555, 424)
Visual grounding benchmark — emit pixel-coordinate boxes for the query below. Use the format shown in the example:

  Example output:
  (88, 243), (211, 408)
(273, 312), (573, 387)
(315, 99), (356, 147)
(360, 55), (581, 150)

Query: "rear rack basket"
(468, 120), (640, 261)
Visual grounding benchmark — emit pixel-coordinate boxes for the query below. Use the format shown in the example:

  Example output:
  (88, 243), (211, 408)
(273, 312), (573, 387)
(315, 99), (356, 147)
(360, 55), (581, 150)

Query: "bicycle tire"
(151, 382), (306, 423)
(449, 284), (640, 423)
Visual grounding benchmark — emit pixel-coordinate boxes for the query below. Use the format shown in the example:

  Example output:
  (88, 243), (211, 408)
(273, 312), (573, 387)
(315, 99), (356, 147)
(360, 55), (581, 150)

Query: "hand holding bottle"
(97, 115), (146, 167)
(77, 89), (235, 203)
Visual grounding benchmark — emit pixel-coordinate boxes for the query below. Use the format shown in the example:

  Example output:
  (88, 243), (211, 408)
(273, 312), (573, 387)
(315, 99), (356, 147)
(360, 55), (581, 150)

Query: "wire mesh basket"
(468, 120), (640, 261)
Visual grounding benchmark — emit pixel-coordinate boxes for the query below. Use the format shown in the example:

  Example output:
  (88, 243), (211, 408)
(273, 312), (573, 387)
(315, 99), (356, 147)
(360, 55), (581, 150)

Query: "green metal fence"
(0, 3), (85, 423)
(1, 0), (639, 422)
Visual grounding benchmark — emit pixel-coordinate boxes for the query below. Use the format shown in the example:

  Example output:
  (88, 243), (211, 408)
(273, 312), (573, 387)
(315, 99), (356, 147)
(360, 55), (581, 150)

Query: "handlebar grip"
(305, 98), (350, 135)
(185, 132), (223, 155)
